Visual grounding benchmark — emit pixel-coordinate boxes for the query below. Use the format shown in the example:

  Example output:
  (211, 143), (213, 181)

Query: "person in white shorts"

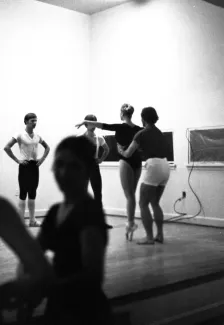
(118, 107), (170, 245)
(4, 113), (50, 227)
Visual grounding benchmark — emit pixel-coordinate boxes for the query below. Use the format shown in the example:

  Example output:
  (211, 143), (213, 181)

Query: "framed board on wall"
(99, 131), (174, 163)
(188, 126), (224, 164)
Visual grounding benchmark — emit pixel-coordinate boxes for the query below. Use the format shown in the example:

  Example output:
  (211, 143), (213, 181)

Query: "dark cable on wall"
(166, 197), (186, 222)
(184, 128), (204, 218)
(166, 128), (205, 223)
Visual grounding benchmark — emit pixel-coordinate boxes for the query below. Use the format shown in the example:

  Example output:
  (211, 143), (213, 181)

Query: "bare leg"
(28, 199), (40, 226)
(119, 160), (140, 240)
(151, 186), (165, 243)
(119, 160), (136, 226)
(133, 167), (142, 193)
(18, 199), (26, 223)
(28, 199), (35, 223)
(138, 183), (157, 245)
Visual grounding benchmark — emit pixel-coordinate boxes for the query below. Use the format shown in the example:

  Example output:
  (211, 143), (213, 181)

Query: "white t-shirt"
(13, 131), (43, 161)
(95, 135), (106, 159)
(84, 133), (106, 159)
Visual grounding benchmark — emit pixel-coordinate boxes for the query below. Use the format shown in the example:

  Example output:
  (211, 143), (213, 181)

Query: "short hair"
(24, 113), (37, 125)
(55, 135), (96, 172)
(141, 107), (159, 125)
(84, 114), (97, 121)
(120, 104), (134, 119)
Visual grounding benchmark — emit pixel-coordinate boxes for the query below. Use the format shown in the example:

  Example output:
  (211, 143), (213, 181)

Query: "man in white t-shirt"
(4, 113), (50, 227)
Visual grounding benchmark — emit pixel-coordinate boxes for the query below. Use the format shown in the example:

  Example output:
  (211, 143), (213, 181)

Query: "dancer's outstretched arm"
(76, 120), (103, 129)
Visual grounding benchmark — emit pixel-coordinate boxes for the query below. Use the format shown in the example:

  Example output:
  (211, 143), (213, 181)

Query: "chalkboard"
(99, 132), (174, 162)
(189, 127), (224, 163)
(163, 131), (174, 162)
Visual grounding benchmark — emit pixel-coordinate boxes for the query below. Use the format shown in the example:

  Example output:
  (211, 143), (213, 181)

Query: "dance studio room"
(1, 0), (224, 324)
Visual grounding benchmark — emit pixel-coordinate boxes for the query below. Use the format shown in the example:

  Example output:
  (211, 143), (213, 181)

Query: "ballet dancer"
(4, 113), (50, 227)
(76, 104), (143, 241)
(118, 107), (170, 245)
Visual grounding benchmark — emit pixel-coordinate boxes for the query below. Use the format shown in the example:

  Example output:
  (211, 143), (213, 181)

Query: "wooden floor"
(1, 216), (224, 323)
(1, 216), (224, 296)
(104, 217), (224, 299)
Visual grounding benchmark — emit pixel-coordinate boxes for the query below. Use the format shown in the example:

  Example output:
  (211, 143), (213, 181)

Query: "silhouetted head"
(53, 136), (95, 198)
(84, 114), (97, 131)
(141, 107), (159, 127)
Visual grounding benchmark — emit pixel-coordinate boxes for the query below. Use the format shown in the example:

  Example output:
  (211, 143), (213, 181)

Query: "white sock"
(28, 199), (35, 223)
(18, 199), (26, 222)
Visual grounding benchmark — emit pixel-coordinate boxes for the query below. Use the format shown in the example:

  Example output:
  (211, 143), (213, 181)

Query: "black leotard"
(102, 123), (142, 169)
(38, 195), (112, 324)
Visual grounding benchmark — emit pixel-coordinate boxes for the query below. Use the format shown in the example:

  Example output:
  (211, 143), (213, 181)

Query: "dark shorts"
(18, 160), (39, 200)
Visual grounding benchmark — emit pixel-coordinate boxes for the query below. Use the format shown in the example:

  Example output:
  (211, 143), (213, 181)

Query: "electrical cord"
(166, 128), (205, 222)
(166, 196), (187, 223)
(174, 197), (186, 216)
(183, 128), (204, 218)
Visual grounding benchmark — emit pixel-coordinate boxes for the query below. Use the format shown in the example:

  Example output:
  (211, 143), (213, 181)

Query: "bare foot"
(154, 235), (164, 243)
(137, 237), (154, 245)
(29, 219), (41, 227)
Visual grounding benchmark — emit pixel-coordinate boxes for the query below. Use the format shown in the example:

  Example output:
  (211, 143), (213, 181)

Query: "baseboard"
(104, 208), (224, 228)
(164, 213), (224, 228)
(30, 207), (224, 228)
(24, 209), (48, 218)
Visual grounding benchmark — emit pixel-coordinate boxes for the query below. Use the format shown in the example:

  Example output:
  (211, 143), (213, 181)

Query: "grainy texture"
(1, 216), (224, 323)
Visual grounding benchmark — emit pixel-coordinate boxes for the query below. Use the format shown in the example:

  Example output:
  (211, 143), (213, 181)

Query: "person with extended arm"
(76, 104), (143, 241)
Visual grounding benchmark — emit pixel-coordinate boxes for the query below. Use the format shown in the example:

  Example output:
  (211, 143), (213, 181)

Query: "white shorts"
(142, 158), (170, 186)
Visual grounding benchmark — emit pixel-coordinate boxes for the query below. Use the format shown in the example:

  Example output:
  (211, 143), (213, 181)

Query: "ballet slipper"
(125, 223), (138, 241)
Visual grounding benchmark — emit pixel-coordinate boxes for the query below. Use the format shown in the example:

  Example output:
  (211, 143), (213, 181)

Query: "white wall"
(2, 0), (224, 225)
(90, 0), (224, 224)
(0, 0), (91, 211)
